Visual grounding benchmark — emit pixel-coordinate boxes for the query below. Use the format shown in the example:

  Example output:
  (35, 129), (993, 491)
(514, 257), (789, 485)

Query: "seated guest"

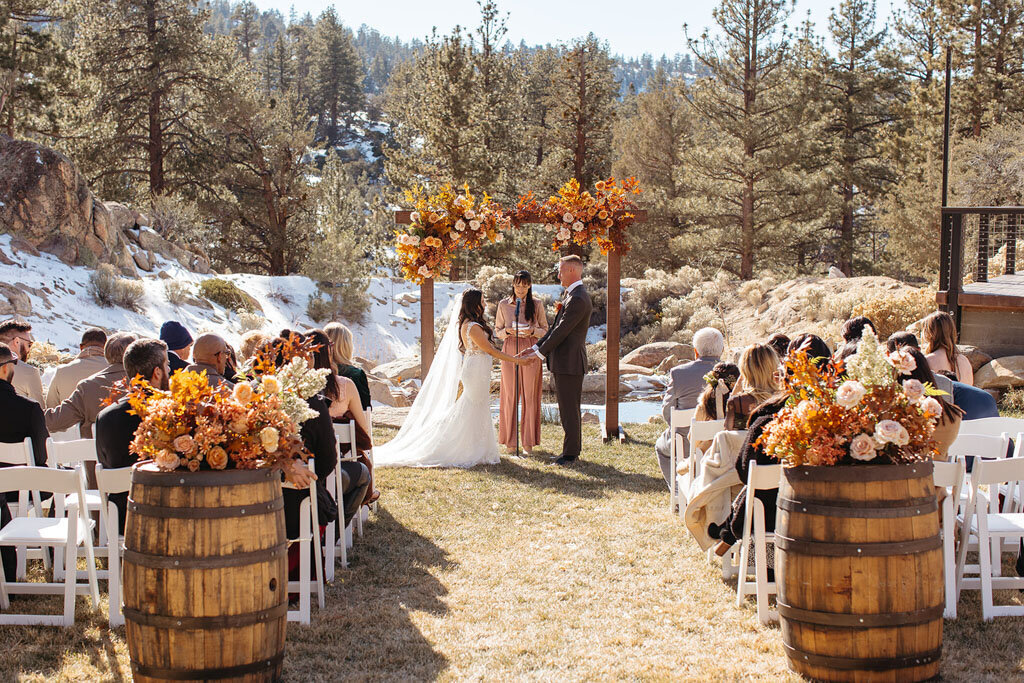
(46, 328), (108, 408)
(0, 342), (49, 581)
(894, 347), (964, 460)
(94, 339), (171, 531)
(45, 332), (136, 438)
(655, 327), (725, 489)
(725, 344), (779, 430)
(159, 320), (193, 373)
(787, 333), (832, 363)
(921, 311), (973, 385)
(239, 331), (269, 361)
(185, 333), (235, 389)
(765, 333), (790, 362)
(308, 329), (375, 511)
(690, 362), (740, 455)
(0, 320), (44, 405)
(325, 322), (371, 411)
(224, 344), (238, 382)
(842, 315), (876, 344)
(942, 371), (999, 420)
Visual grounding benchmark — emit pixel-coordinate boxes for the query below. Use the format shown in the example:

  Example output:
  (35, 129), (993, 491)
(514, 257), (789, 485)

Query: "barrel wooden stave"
(777, 464), (943, 683)
(123, 465), (288, 683)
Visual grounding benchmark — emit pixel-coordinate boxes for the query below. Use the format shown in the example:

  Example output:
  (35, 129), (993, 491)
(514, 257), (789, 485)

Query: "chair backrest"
(94, 463), (133, 497)
(0, 438), (33, 466)
(50, 427), (82, 443)
(2, 465), (85, 512)
(333, 421), (357, 460)
(960, 417), (1024, 439)
(970, 456), (1024, 491)
(690, 418), (726, 442)
(747, 462), (782, 491)
(671, 408), (696, 432)
(933, 459), (966, 490)
(948, 433), (1009, 462)
(46, 438), (98, 468)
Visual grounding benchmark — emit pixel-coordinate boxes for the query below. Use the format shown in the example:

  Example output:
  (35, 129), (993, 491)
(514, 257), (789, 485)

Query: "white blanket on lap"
(683, 430), (747, 550)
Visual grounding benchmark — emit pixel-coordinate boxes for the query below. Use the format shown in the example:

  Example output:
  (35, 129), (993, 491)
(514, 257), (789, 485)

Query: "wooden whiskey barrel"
(123, 463), (288, 683)
(776, 461), (943, 683)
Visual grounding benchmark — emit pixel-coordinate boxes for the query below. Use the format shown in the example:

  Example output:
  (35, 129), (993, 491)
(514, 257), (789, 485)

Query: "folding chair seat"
(0, 465), (100, 626)
(46, 438), (106, 580)
(735, 462), (780, 625)
(0, 438), (42, 579)
(94, 463), (133, 627)
(283, 458), (324, 624)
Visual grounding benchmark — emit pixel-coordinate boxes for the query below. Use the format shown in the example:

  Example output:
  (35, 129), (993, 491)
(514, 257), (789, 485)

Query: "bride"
(374, 289), (531, 468)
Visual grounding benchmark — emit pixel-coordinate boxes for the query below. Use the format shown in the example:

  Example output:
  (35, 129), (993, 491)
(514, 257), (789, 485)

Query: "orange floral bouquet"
(517, 177), (642, 254)
(397, 183), (510, 283)
(759, 330), (943, 467)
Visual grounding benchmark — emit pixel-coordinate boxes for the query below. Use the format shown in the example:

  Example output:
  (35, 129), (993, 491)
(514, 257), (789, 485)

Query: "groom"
(522, 255), (592, 466)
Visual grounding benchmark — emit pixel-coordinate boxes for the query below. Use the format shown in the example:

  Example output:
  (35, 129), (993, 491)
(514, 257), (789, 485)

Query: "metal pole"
(941, 46), (952, 208)
(514, 306), (521, 458)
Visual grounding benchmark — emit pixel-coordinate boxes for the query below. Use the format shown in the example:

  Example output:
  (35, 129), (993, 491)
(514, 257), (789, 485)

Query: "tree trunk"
(840, 184), (854, 275)
(972, 0), (984, 137)
(146, 0), (164, 195)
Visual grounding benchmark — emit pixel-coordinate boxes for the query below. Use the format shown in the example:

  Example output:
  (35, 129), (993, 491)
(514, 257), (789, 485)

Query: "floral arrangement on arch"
(396, 183), (510, 284)
(125, 336), (329, 472)
(516, 177), (642, 254)
(758, 330), (945, 467)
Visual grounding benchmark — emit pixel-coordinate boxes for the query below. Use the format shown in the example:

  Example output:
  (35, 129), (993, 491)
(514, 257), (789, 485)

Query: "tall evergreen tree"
(230, 0), (259, 62)
(0, 0), (68, 138)
(311, 7), (363, 145)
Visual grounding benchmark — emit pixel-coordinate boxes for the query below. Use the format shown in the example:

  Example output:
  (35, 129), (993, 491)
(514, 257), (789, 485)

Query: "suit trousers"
(553, 373), (585, 459)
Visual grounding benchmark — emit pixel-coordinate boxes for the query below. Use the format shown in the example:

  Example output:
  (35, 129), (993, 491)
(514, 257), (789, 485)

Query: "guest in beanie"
(159, 321), (193, 373)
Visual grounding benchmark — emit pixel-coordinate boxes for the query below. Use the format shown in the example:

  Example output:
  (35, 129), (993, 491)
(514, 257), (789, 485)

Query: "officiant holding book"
(495, 270), (549, 455)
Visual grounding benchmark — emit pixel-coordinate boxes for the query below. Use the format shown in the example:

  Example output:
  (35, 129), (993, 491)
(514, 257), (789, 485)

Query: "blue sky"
(250, 0), (907, 58)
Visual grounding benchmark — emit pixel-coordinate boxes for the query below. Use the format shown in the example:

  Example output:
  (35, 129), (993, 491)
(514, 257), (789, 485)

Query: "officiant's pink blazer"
(495, 298), (548, 451)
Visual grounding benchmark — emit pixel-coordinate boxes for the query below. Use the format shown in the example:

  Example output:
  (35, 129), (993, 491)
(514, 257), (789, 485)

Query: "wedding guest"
(887, 331), (996, 419)
(766, 333), (790, 361)
(223, 344), (238, 382)
(159, 321), (193, 373)
(921, 311), (973, 385)
(787, 333), (832, 363)
(95, 339), (171, 532)
(308, 329), (375, 517)
(725, 344), (779, 430)
(45, 332), (136, 438)
(893, 346), (964, 460)
(325, 322), (371, 411)
(185, 333), (234, 389)
(842, 316), (876, 344)
(655, 327), (725, 489)
(0, 341), (49, 581)
(0, 320), (44, 405)
(495, 270), (549, 455)
(46, 328), (107, 408)
(239, 330), (269, 361)
(690, 362), (740, 455)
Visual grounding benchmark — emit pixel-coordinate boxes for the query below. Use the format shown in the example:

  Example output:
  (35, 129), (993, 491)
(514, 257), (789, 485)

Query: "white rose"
(410, 211), (421, 223)
(573, 221), (584, 232)
(470, 220), (481, 231)
(465, 209), (476, 219)
(836, 380), (866, 409)
(874, 419), (910, 447)
(455, 219), (466, 231)
(849, 433), (877, 461)
(557, 227), (571, 240)
(902, 379), (925, 402)
(563, 212), (574, 223)
(418, 265), (431, 277)
(919, 396), (943, 420)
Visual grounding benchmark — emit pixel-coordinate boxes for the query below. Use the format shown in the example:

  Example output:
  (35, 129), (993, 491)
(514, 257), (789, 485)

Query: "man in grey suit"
(525, 255), (593, 466)
(654, 327), (725, 488)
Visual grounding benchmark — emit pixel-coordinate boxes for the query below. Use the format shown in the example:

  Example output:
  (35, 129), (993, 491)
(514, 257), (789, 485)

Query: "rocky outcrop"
(373, 357), (421, 383)
(623, 342), (694, 369)
(960, 345), (993, 374)
(974, 357), (1024, 390)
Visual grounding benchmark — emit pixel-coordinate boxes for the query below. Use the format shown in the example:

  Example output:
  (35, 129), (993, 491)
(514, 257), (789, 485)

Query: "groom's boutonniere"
(555, 301), (564, 315)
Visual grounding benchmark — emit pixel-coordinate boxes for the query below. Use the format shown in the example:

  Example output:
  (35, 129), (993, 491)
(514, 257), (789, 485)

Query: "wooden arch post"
(395, 209), (646, 445)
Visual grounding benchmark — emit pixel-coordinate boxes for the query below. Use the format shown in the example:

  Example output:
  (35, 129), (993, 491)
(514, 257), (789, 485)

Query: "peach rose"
(469, 220), (481, 231)
(260, 427), (280, 453)
(557, 227), (571, 240)
(850, 433), (877, 461)
(418, 265), (431, 278)
(902, 379), (925, 402)
(563, 212), (574, 223)
(262, 376), (281, 394)
(495, 233), (504, 242)
(572, 221), (584, 232)
(887, 348), (916, 374)
(233, 382), (254, 405)
(464, 209), (476, 219)
(836, 380), (866, 408)
(920, 396), (943, 419)
(454, 219), (466, 231)
(410, 211), (421, 223)
(187, 458), (200, 472)
(155, 449), (180, 471)
(874, 419), (910, 447)
(207, 446), (229, 470)
(173, 434), (197, 455)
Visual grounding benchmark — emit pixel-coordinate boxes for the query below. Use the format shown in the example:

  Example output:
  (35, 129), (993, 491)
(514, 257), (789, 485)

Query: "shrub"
(198, 278), (257, 313)
(476, 265), (512, 316)
(89, 264), (145, 311)
(164, 280), (190, 306)
(586, 341), (607, 372)
(851, 287), (936, 339)
(1000, 388), (1024, 418)
(238, 309), (266, 332)
(306, 294), (334, 323)
(28, 340), (74, 368)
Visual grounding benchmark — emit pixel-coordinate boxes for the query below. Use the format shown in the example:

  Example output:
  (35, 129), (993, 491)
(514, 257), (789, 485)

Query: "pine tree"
(523, 45), (560, 170)
(70, 0), (226, 197)
(310, 7), (363, 146)
(821, 0), (899, 274)
(230, 0), (259, 62)
(262, 35), (291, 94)
(0, 0), (69, 138)
(287, 13), (313, 107)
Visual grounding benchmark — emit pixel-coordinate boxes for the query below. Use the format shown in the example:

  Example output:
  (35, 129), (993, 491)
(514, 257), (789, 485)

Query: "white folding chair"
(679, 418), (727, 521)
(49, 427), (81, 443)
(0, 439), (43, 579)
(94, 463), (132, 627)
(735, 462), (780, 625)
(46, 438), (105, 581)
(0, 465), (100, 626)
(955, 457), (1024, 619)
(329, 421), (358, 572)
(949, 433), (1012, 576)
(365, 406), (377, 516)
(959, 417), (1024, 441)
(933, 459), (966, 619)
(283, 458), (324, 624)
(668, 407), (695, 512)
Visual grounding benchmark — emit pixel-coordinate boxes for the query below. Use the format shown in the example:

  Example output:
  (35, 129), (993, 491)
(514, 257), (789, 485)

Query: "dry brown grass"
(2, 423), (1024, 680)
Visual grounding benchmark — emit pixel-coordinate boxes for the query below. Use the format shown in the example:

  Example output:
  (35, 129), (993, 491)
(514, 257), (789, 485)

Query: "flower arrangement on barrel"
(516, 177), (642, 255)
(759, 329), (945, 466)
(396, 183), (510, 283)
(123, 336), (329, 472)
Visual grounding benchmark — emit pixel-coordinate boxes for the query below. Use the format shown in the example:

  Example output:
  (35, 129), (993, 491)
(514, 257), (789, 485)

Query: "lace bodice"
(461, 322), (488, 356)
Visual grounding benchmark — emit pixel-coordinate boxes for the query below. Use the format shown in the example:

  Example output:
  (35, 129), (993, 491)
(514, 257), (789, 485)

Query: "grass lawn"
(2, 422), (1024, 680)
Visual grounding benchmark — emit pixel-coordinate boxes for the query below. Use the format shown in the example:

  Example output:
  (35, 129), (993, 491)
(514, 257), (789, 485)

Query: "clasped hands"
(514, 349), (541, 364)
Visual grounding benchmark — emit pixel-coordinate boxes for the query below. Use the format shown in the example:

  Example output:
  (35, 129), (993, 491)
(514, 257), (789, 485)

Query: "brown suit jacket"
(537, 285), (592, 376)
(46, 347), (107, 408)
(44, 363), (127, 438)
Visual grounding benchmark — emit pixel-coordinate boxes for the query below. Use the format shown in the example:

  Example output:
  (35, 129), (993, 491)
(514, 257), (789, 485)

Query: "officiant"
(495, 270), (549, 455)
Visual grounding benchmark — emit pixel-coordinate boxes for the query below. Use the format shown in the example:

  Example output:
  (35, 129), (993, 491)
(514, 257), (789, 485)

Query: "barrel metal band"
(131, 464), (278, 487)
(123, 543), (287, 569)
(127, 497), (284, 519)
(124, 602), (288, 629)
(131, 653), (283, 681)
(786, 461), (933, 482)
(783, 643), (941, 671)
(774, 534), (942, 556)
(778, 602), (944, 628)
(778, 495), (938, 518)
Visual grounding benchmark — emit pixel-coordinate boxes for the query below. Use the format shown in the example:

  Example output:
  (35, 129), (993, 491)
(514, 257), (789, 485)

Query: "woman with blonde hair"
(725, 344), (779, 430)
(920, 311), (973, 385)
(325, 322), (371, 410)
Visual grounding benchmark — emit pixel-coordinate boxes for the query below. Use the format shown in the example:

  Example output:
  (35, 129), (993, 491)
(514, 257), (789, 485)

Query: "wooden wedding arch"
(395, 194), (646, 442)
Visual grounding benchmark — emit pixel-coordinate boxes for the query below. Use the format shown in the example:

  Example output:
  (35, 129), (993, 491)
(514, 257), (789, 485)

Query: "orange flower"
(207, 446), (229, 470)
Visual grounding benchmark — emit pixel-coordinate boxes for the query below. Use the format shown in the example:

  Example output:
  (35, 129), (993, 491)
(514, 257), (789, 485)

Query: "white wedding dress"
(374, 296), (500, 468)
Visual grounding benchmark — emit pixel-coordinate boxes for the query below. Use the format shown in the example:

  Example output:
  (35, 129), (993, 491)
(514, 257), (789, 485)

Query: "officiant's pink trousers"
(498, 337), (543, 451)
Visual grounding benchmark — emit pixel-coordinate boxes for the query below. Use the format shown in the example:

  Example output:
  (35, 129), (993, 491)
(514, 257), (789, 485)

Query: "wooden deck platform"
(937, 274), (1024, 357)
